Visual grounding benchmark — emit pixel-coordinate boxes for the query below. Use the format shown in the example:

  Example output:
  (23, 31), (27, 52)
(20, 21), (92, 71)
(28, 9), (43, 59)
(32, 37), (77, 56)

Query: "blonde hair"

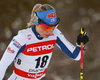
(27, 4), (55, 27)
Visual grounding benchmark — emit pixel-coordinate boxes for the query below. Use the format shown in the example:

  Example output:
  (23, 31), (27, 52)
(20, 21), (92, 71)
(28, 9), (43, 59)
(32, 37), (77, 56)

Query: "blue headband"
(35, 9), (57, 24)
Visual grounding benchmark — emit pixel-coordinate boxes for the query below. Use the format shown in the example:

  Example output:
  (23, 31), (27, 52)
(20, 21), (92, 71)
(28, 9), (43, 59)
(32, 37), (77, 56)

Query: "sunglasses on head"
(35, 12), (60, 31)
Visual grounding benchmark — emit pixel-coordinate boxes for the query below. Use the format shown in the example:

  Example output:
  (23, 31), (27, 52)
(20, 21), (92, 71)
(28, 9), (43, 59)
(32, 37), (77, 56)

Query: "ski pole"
(80, 27), (84, 80)
(80, 42), (83, 80)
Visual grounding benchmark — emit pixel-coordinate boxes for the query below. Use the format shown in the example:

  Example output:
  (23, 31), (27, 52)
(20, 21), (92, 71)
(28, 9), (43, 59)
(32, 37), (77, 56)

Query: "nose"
(47, 30), (53, 34)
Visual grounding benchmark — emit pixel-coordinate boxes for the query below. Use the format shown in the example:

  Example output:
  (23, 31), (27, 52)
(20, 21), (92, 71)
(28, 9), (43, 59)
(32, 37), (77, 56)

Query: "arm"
(0, 33), (26, 80)
(54, 28), (81, 60)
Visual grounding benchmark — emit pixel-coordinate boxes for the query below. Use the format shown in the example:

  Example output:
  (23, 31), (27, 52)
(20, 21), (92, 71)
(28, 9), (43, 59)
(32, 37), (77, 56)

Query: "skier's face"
(35, 24), (56, 38)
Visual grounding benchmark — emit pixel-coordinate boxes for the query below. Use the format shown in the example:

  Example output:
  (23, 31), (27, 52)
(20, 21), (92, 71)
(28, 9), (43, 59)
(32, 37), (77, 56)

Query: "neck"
(35, 25), (40, 34)
(31, 25), (43, 40)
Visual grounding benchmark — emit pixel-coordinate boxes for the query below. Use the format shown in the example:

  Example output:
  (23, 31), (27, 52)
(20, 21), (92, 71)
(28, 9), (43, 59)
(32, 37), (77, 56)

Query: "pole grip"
(81, 42), (84, 47)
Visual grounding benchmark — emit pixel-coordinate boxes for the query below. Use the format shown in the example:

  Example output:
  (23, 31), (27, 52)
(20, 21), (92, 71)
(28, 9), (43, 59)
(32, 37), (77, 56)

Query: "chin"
(44, 36), (49, 38)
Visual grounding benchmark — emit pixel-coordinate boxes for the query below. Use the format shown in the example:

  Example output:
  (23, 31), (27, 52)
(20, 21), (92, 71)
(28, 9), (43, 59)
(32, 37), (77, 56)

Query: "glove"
(77, 33), (89, 45)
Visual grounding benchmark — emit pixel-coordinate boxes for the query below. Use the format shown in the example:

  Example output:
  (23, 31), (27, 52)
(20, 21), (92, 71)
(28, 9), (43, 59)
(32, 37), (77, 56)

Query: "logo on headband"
(47, 13), (56, 18)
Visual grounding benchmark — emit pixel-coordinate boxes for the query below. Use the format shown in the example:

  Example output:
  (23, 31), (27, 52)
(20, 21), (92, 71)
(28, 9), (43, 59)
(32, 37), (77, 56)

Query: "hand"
(77, 33), (89, 45)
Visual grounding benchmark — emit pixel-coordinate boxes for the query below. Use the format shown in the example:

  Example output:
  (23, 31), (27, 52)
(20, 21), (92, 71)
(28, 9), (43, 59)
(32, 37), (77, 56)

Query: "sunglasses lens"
(40, 23), (57, 31)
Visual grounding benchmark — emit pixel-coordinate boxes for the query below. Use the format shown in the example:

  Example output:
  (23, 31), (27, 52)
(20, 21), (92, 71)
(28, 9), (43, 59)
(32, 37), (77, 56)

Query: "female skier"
(0, 4), (89, 80)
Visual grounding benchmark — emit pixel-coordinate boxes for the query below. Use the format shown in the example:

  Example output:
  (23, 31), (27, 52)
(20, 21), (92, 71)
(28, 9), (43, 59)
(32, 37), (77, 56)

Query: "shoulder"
(13, 29), (28, 45)
(53, 28), (64, 37)
(53, 28), (60, 35)
(14, 30), (26, 40)
(18, 28), (30, 34)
